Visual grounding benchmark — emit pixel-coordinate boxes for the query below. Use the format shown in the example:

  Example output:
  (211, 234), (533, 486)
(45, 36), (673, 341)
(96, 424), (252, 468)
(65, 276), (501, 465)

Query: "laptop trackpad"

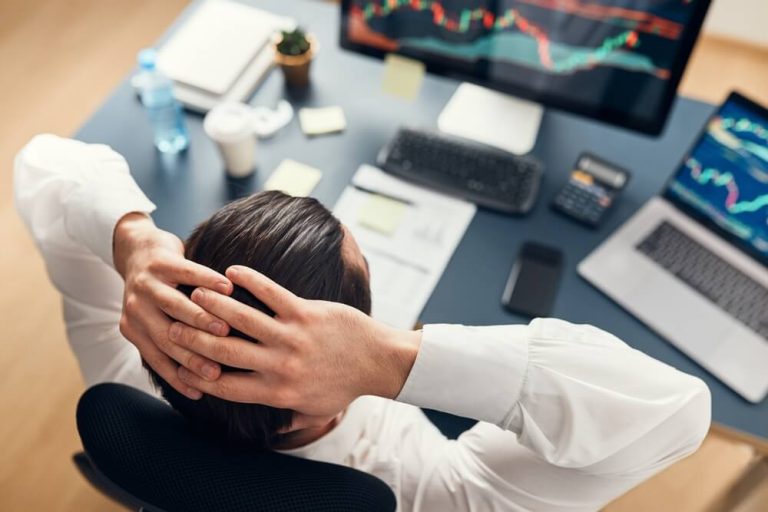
(629, 275), (728, 358)
(710, 326), (768, 401)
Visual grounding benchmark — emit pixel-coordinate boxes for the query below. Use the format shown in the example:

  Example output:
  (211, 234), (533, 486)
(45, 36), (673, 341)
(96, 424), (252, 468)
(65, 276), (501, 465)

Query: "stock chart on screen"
(346, 0), (703, 130)
(668, 99), (768, 258)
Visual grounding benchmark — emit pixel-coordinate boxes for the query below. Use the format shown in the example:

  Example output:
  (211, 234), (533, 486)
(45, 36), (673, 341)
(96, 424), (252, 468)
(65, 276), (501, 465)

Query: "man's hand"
(113, 213), (233, 399)
(170, 266), (421, 430)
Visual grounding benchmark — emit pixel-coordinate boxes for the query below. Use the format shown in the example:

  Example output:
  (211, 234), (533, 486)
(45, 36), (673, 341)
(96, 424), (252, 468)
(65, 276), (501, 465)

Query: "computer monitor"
(664, 92), (768, 265)
(340, 0), (711, 138)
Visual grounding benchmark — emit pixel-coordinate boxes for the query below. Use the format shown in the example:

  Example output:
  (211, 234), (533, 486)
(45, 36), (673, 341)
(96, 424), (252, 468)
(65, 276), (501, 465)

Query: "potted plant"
(274, 28), (316, 88)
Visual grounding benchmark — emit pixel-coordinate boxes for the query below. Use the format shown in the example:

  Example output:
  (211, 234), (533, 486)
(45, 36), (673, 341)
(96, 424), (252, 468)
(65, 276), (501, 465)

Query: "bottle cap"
(138, 48), (157, 71)
(204, 102), (255, 143)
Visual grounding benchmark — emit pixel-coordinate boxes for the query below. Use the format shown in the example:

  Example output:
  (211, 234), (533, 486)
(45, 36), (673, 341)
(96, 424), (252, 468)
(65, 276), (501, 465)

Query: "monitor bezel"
(339, 0), (711, 136)
(662, 91), (768, 266)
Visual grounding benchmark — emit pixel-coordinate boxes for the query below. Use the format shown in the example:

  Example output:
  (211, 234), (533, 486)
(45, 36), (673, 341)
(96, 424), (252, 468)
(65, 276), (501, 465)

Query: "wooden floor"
(0, 1), (766, 510)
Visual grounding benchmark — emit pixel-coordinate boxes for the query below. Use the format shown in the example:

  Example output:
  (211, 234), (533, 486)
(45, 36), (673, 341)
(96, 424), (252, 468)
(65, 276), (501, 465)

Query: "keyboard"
(377, 128), (543, 214)
(637, 221), (768, 339)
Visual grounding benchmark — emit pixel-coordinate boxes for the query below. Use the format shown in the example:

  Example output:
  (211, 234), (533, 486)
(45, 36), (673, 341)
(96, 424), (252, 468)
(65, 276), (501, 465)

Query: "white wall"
(703, 0), (768, 47)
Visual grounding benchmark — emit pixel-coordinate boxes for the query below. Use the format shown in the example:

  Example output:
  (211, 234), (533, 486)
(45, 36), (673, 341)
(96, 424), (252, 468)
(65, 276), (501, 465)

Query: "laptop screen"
(665, 93), (768, 264)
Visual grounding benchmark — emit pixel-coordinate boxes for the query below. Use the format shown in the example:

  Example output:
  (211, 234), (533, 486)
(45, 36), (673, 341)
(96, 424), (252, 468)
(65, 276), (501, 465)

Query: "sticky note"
(298, 106), (347, 136)
(382, 53), (425, 101)
(358, 194), (408, 236)
(264, 159), (322, 197)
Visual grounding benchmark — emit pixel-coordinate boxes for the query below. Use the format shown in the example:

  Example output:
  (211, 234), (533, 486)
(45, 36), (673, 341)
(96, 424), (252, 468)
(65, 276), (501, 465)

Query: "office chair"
(74, 383), (396, 512)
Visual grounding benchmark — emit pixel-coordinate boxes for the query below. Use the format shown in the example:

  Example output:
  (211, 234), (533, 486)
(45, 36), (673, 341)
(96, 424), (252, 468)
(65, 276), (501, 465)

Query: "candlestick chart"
(348, 0), (695, 78)
(668, 100), (768, 256)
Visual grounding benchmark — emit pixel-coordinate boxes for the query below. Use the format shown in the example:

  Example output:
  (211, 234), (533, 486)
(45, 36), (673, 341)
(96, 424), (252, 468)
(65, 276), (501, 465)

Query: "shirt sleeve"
(14, 134), (158, 393)
(15, 133), (157, 266)
(396, 318), (711, 511)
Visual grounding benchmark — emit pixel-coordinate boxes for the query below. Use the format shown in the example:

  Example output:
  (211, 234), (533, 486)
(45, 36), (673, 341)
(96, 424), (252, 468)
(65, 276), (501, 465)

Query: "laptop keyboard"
(636, 222), (768, 339)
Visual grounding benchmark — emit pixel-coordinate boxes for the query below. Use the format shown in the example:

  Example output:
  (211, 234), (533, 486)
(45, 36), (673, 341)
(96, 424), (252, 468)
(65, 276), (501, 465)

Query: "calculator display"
(578, 156), (629, 189)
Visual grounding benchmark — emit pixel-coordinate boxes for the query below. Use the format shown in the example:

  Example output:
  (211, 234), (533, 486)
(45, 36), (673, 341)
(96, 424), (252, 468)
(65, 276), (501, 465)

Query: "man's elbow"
(14, 134), (61, 204)
(638, 377), (711, 481)
(588, 376), (712, 479)
(674, 377), (712, 459)
(643, 376), (712, 476)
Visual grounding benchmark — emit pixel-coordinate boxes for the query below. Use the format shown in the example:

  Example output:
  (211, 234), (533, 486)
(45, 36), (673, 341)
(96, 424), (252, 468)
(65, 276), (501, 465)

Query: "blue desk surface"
(76, 0), (766, 438)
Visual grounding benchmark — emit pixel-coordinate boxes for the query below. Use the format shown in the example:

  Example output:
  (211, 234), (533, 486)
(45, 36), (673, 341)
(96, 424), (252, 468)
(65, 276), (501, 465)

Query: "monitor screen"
(665, 93), (768, 264)
(340, 0), (710, 135)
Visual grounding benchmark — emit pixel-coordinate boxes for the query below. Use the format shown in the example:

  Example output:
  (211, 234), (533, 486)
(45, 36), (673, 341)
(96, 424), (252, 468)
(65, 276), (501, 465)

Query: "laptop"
(579, 92), (768, 403)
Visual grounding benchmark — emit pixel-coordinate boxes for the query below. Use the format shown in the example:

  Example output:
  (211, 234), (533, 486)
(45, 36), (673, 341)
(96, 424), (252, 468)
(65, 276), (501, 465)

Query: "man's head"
(145, 191), (371, 450)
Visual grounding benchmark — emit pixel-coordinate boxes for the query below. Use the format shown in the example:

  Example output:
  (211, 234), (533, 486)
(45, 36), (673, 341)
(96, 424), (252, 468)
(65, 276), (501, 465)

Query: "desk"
(75, 0), (766, 438)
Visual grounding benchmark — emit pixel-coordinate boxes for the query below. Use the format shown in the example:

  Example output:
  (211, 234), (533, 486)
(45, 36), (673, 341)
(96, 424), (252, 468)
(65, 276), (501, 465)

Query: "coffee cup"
(204, 102), (257, 177)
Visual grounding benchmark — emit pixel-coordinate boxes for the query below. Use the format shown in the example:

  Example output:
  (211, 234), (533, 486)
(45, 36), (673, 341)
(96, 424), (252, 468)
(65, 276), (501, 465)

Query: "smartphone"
(502, 242), (564, 318)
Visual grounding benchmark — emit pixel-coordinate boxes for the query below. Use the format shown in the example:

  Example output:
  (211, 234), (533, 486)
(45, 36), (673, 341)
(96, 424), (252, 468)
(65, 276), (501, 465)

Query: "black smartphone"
(501, 242), (564, 318)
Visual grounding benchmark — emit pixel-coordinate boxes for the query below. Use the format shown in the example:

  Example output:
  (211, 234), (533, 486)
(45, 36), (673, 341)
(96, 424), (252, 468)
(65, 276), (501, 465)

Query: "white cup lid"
(204, 102), (255, 143)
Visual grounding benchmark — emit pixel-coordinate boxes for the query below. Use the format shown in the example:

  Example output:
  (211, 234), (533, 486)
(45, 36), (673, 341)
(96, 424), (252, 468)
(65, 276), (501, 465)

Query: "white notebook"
(157, 0), (294, 110)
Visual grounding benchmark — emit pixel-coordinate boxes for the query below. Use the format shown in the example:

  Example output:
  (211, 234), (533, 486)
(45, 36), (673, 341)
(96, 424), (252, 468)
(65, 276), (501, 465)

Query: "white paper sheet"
(333, 165), (476, 329)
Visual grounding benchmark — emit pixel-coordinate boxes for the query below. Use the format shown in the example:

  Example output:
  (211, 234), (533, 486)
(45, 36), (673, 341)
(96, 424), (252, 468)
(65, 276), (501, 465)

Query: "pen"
(352, 184), (414, 206)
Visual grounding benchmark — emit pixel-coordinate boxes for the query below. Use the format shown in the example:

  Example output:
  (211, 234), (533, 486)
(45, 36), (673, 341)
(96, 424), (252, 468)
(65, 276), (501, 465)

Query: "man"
(141, 188), (375, 449)
(16, 134), (711, 511)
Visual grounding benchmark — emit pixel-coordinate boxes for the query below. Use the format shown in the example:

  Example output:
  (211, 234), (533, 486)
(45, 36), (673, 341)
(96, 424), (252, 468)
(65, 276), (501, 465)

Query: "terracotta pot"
(274, 35), (316, 88)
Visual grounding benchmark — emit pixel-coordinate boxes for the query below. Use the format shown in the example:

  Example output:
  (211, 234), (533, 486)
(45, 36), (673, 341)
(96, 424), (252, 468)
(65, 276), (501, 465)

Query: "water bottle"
(136, 48), (189, 154)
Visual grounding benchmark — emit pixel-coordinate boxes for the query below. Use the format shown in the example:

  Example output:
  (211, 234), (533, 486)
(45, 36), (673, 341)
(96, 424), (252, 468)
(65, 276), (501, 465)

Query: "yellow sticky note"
(264, 159), (322, 197)
(358, 194), (408, 236)
(298, 106), (347, 136)
(382, 53), (425, 101)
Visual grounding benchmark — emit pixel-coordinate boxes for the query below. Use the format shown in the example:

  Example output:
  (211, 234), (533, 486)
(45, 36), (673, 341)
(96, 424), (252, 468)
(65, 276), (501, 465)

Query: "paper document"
(334, 165), (476, 329)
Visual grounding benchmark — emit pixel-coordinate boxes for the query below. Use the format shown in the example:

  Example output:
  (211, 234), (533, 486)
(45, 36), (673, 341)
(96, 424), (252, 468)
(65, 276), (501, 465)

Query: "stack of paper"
(333, 165), (476, 329)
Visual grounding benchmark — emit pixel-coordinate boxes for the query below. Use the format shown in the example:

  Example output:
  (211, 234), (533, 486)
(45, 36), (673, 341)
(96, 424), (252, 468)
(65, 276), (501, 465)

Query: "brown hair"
(145, 191), (371, 449)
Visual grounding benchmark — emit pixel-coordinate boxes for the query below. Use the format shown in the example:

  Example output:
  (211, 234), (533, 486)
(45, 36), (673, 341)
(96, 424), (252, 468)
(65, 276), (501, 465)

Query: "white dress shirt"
(15, 134), (711, 512)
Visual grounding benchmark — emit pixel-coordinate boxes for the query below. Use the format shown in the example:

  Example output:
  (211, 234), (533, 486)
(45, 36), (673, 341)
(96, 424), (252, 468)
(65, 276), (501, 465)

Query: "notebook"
(156, 0), (294, 111)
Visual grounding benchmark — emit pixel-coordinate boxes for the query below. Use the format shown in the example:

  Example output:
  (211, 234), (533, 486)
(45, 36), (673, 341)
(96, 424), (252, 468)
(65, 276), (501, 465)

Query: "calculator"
(552, 153), (630, 227)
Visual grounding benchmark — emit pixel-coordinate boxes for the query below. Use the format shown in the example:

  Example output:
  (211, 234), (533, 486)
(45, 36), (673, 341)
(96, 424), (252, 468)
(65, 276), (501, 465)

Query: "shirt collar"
(274, 397), (370, 465)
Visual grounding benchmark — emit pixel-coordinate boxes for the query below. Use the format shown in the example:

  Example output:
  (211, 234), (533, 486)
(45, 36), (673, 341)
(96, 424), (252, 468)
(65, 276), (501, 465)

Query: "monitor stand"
(437, 83), (543, 155)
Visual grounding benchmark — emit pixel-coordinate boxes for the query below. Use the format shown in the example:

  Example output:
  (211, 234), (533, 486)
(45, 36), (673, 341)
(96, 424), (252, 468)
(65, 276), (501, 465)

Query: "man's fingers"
(177, 367), (272, 404)
(169, 322), (273, 371)
(226, 266), (302, 317)
(162, 258), (232, 295)
(139, 306), (222, 381)
(148, 280), (229, 336)
(190, 287), (282, 343)
(125, 325), (203, 400)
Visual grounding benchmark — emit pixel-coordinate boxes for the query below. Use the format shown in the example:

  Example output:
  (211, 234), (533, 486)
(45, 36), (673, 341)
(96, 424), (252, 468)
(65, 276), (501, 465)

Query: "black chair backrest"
(76, 383), (396, 512)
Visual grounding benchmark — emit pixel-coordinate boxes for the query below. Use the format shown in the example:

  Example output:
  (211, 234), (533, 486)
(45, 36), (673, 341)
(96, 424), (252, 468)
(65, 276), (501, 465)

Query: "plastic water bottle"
(136, 48), (189, 153)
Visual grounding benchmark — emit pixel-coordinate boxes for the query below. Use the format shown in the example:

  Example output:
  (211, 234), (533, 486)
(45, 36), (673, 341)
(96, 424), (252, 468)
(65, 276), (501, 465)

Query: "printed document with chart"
(334, 165), (476, 329)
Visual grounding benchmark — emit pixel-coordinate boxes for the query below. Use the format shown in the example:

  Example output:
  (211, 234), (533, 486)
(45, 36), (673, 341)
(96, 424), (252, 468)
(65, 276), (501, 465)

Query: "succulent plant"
(277, 28), (311, 56)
